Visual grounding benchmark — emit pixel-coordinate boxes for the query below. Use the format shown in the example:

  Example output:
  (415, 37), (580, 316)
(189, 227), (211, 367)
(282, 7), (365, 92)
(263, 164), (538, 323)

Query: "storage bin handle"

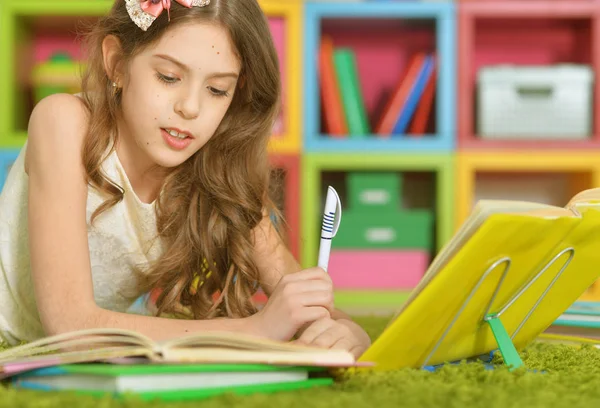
(516, 85), (553, 98)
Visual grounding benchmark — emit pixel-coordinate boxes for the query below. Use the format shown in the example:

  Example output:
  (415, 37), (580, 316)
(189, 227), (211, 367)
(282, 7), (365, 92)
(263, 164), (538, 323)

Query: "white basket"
(477, 64), (594, 139)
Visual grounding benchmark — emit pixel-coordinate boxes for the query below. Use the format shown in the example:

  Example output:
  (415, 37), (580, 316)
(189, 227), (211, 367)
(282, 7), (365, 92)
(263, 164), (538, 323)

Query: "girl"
(0, 0), (371, 358)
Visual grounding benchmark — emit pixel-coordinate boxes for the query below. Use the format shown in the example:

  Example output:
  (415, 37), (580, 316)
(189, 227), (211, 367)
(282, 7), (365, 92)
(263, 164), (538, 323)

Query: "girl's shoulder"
(29, 93), (89, 132)
(25, 93), (90, 174)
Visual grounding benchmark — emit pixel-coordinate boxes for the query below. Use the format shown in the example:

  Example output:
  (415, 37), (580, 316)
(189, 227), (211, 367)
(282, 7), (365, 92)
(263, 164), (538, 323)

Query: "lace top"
(0, 143), (163, 345)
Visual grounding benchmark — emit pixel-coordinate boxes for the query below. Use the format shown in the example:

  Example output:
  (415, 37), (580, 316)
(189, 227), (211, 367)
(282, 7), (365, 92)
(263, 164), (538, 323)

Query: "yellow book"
(359, 188), (600, 370)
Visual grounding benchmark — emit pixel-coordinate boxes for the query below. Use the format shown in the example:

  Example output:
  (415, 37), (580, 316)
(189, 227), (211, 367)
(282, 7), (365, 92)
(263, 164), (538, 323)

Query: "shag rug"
(1, 315), (600, 408)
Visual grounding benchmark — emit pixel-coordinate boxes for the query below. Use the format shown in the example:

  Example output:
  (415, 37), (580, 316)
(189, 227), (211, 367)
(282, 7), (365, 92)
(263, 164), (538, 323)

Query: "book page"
(159, 331), (343, 354)
(160, 347), (356, 367)
(567, 187), (600, 208)
(0, 328), (156, 363)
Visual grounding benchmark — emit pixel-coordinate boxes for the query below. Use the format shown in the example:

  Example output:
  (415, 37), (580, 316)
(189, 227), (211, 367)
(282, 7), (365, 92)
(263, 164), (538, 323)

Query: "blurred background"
(1, 0), (599, 315)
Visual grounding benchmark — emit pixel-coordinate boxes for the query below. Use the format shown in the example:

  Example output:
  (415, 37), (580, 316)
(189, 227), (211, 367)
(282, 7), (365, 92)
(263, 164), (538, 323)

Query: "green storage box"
(347, 172), (402, 212)
(333, 209), (434, 249)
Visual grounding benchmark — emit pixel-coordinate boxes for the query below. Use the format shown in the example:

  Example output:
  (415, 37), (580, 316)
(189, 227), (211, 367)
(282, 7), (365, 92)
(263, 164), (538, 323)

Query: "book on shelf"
(390, 54), (436, 135)
(408, 63), (437, 136)
(319, 35), (348, 136)
(333, 48), (371, 137)
(3, 188), (600, 381)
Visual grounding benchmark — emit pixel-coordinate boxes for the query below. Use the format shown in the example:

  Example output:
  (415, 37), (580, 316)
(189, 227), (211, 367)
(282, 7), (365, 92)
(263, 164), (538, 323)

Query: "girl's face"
(118, 22), (241, 169)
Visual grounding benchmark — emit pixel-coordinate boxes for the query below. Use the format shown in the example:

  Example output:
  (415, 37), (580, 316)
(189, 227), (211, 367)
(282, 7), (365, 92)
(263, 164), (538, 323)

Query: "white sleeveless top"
(0, 143), (164, 345)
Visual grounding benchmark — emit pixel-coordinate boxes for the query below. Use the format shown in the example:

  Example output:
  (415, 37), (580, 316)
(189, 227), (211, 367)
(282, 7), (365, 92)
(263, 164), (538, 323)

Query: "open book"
(358, 188), (600, 370)
(0, 328), (359, 379)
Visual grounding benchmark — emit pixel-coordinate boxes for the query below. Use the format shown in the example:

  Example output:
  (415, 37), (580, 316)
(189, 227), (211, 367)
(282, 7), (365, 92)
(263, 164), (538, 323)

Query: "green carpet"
(2, 315), (600, 407)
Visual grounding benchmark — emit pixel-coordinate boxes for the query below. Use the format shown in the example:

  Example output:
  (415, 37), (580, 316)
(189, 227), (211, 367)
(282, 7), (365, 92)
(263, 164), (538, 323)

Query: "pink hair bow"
(125, 0), (210, 31)
(141, 0), (191, 20)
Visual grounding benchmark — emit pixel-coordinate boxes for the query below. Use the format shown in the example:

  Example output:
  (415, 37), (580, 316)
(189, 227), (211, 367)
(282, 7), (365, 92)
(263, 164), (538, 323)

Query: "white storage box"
(477, 64), (594, 139)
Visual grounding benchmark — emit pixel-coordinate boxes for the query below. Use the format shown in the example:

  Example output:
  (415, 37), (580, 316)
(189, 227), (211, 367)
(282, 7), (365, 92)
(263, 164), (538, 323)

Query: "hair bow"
(125, 0), (211, 32)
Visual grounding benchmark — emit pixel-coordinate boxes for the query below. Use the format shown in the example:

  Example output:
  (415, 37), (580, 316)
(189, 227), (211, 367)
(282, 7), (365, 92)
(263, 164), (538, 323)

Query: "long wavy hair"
(78, 0), (284, 319)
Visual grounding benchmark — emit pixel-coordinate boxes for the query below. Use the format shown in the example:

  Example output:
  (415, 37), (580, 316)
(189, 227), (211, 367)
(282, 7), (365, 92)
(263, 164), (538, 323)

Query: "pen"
(318, 186), (342, 272)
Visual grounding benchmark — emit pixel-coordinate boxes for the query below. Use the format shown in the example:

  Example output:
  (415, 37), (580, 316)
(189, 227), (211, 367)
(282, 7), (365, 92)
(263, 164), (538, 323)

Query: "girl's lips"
(164, 127), (195, 139)
(161, 128), (194, 150)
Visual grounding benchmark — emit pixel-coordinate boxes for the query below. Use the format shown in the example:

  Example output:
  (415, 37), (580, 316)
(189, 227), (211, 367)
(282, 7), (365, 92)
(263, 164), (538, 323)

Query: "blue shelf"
(0, 149), (20, 192)
(309, 134), (452, 152)
(303, 1), (456, 153)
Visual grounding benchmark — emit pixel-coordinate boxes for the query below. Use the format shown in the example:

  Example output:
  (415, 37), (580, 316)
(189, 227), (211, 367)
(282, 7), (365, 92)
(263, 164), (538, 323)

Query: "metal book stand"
(420, 247), (575, 371)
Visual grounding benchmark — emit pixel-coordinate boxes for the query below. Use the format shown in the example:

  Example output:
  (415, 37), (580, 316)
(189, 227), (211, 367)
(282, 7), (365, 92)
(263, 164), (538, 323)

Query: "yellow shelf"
(455, 151), (600, 228)
(260, 0), (302, 155)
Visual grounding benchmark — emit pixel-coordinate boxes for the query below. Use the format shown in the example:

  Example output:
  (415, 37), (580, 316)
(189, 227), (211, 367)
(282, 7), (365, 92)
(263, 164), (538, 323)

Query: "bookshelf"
(455, 0), (600, 301)
(457, 0), (600, 150)
(455, 151), (600, 226)
(299, 1), (456, 312)
(2, 0), (600, 307)
(259, 0), (303, 155)
(0, 1), (111, 147)
(0, 0), (302, 154)
(301, 153), (454, 310)
(303, 1), (456, 152)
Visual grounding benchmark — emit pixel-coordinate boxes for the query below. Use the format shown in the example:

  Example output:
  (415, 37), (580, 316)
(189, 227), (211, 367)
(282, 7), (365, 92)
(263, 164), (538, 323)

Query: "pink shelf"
(269, 154), (300, 260)
(268, 17), (287, 138)
(458, 0), (600, 17)
(457, 0), (600, 149)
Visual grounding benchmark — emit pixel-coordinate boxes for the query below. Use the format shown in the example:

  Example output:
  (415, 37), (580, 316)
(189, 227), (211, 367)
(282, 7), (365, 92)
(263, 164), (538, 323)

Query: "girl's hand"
(248, 267), (334, 342)
(293, 317), (371, 359)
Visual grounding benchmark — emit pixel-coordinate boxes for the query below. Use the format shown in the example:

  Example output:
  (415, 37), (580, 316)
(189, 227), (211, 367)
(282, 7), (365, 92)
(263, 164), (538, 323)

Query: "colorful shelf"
(0, 0), (302, 155)
(260, 0), (302, 155)
(2, 0), (600, 304)
(302, 1), (456, 152)
(301, 152), (454, 268)
(457, 0), (600, 150)
(455, 151), (600, 227)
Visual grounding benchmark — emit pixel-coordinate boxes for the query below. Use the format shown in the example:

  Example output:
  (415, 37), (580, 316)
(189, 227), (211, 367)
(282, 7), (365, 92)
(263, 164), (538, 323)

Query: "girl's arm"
(25, 94), (257, 342)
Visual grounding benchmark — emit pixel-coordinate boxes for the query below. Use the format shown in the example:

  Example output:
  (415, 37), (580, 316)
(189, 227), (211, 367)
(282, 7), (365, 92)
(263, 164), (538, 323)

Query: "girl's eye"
(208, 86), (229, 98)
(156, 72), (178, 85)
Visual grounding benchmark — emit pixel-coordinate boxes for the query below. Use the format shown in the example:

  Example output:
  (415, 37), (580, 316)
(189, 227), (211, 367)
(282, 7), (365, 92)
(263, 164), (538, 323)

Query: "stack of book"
(0, 329), (361, 401)
(319, 35), (436, 138)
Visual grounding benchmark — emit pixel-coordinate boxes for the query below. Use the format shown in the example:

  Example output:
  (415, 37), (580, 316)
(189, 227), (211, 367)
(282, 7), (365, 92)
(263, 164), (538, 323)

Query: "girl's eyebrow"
(154, 53), (189, 71)
(207, 72), (239, 80)
(153, 54), (239, 79)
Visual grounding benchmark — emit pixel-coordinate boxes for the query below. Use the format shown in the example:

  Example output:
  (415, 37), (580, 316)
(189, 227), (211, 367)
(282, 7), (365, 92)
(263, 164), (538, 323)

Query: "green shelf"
(301, 153), (455, 268)
(0, 1), (114, 146)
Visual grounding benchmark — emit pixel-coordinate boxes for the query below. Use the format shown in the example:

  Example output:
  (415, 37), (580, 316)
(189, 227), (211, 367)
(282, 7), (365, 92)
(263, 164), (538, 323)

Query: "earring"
(111, 81), (120, 97)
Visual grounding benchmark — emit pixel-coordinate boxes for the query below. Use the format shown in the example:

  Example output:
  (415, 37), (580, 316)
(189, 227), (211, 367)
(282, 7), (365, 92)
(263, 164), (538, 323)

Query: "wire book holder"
(420, 247), (576, 371)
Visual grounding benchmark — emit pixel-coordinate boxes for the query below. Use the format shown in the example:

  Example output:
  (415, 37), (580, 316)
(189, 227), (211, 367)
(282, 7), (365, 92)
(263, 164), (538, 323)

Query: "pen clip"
(325, 186), (342, 238)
